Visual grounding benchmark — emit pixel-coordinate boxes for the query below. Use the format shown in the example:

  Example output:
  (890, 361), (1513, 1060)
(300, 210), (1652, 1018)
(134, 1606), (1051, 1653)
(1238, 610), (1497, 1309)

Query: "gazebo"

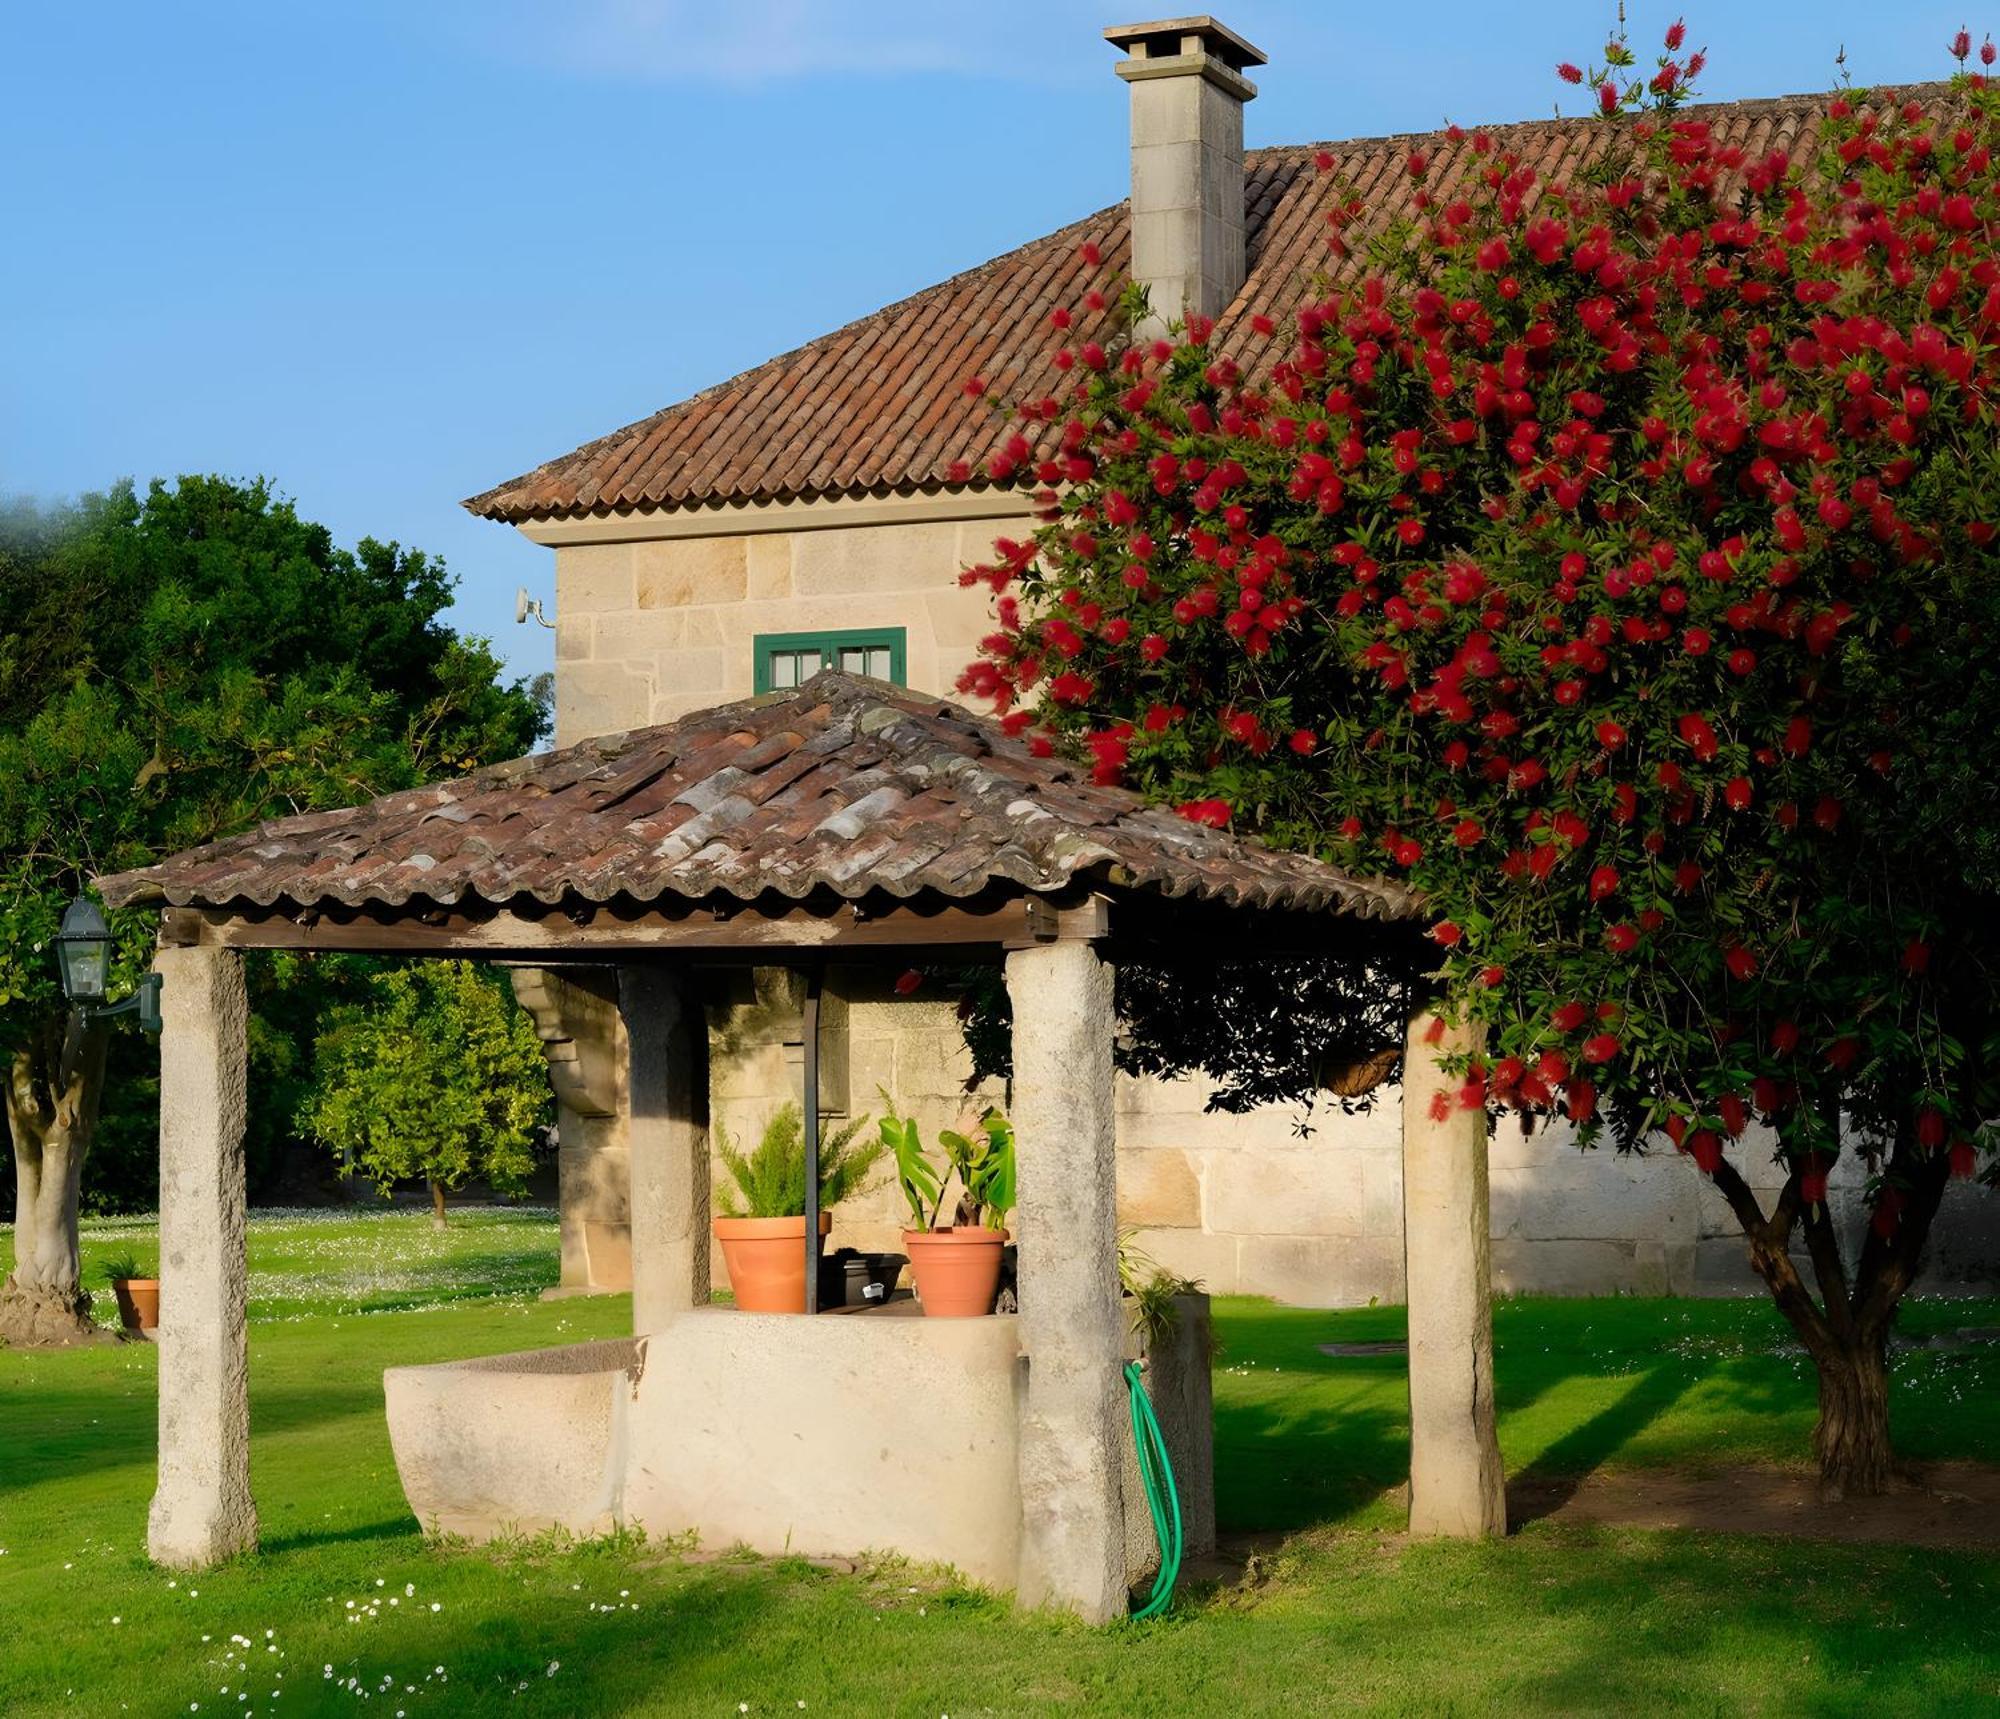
(100, 673), (1503, 1621)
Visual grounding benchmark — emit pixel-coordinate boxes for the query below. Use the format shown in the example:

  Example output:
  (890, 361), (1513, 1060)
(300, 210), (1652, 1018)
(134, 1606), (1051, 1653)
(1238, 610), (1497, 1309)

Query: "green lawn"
(4, 1208), (1999, 1716)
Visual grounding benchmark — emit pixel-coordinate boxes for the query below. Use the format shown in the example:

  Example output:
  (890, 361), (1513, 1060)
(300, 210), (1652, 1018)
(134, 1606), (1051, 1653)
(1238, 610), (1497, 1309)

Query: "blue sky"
(1, 1), (1977, 686)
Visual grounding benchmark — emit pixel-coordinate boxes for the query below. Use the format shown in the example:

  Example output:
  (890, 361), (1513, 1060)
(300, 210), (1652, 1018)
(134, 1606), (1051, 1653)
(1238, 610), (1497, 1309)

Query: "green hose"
(1124, 1359), (1183, 1621)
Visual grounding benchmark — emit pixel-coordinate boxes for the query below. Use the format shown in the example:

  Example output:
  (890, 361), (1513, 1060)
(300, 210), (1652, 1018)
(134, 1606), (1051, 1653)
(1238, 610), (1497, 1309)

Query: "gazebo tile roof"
(97, 675), (1413, 924)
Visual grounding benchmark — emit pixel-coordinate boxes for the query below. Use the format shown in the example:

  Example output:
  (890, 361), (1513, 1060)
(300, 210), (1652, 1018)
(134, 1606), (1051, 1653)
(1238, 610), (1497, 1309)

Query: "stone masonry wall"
(550, 511), (1034, 743)
(543, 501), (2000, 1303)
(701, 970), (2000, 1304)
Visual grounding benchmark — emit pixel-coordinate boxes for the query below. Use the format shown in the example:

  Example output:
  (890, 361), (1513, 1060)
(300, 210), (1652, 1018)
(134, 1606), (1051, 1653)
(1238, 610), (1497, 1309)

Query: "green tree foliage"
(305, 962), (550, 1222)
(0, 477), (545, 1321)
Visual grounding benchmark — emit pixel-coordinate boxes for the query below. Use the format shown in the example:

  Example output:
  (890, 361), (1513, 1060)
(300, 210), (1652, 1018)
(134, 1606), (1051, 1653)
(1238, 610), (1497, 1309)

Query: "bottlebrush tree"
(958, 26), (2000, 1494)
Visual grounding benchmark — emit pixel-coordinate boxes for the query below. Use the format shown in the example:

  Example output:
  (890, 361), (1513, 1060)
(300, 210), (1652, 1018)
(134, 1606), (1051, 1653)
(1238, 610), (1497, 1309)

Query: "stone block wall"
(546, 959), (2000, 1306)
(547, 503), (1035, 743)
(531, 502), (2000, 1305)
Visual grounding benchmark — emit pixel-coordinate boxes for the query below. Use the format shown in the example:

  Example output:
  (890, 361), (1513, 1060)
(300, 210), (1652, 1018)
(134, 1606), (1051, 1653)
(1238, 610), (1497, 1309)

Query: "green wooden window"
(753, 627), (907, 693)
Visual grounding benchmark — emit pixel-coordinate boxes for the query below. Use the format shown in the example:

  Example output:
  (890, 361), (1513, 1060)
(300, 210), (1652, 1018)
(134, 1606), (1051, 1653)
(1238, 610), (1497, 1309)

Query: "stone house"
(469, 18), (1997, 1304)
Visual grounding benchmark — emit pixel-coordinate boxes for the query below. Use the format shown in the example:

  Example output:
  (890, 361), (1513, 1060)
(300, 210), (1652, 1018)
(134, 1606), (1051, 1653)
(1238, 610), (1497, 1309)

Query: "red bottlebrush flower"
(1596, 720), (1627, 750)
(1480, 964), (1506, 988)
(1557, 61), (1584, 84)
(1724, 944), (1758, 981)
(1720, 1094), (1748, 1138)
(1799, 1152), (1829, 1204)
(1175, 799), (1231, 829)
(1431, 920), (1463, 947)
(1951, 1140), (1979, 1178)
(1665, 18), (1687, 49)
(1581, 1032), (1621, 1065)
(1772, 1019), (1800, 1056)
(1678, 714), (1718, 759)
(1902, 938), (1932, 975)
(1288, 727), (1317, 755)
(1598, 82), (1619, 114)
(1724, 777), (1752, 812)
(1813, 795), (1843, 832)
(1951, 26), (1973, 60)
(1604, 922), (1639, 954)
(1986, 38), (1998, 66)
(1871, 1187), (1905, 1239)
(1674, 861), (1703, 894)
(961, 376), (986, 397)
(1681, 628), (1712, 657)
(1782, 716), (1812, 758)
(1048, 671), (1094, 705)
(1539, 1050), (1570, 1084)
(1826, 1035), (1860, 1071)
(1078, 240), (1102, 266)
(1568, 1078), (1599, 1122)
(1396, 517), (1426, 546)
(1140, 633), (1168, 663)
(1313, 148), (1335, 172)
(1589, 864), (1621, 901)
(1551, 1000), (1589, 1033)
(893, 969), (923, 997)
(1452, 817), (1484, 847)
(1918, 1109), (1949, 1149)
(1689, 1130), (1723, 1174)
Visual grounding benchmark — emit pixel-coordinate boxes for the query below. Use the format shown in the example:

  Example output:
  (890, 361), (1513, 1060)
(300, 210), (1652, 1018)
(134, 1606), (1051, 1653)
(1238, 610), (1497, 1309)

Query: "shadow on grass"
(261, 1514), (415, 1555)
(1508, 1364), (1696, 1520)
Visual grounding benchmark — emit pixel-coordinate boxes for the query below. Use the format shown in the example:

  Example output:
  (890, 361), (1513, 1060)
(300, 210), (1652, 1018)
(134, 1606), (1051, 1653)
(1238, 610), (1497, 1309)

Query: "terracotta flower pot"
(902, 1226), (1007, 1317)
(713, 1213), (832, 1313)
(112, 1278), (159, 1334)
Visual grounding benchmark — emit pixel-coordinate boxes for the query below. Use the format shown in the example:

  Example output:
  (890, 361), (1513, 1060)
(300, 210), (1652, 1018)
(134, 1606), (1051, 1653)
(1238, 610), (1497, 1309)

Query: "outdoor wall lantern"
(55, 894), (162, 1033)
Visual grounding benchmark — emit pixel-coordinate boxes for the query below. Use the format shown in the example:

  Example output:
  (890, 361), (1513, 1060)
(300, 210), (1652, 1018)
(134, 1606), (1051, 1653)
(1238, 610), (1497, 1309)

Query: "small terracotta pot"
(713, 1213), (832, 1314)
(112, 1278), (159, 1333)
(902, 1227), (1007, 1318)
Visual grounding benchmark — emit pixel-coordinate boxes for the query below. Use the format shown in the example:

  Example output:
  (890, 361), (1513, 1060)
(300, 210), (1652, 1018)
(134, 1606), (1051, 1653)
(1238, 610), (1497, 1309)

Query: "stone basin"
(384, 1337), (642, 1541)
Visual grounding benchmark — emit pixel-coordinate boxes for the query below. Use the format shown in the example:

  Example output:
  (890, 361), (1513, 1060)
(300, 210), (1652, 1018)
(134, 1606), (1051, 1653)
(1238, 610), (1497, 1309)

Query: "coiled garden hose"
(1124, 1359), (1183, 1621)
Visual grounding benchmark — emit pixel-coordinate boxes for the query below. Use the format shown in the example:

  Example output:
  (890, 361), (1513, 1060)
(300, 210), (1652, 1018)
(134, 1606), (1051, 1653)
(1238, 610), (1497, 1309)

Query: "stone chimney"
(1105, 16), (1265, 338)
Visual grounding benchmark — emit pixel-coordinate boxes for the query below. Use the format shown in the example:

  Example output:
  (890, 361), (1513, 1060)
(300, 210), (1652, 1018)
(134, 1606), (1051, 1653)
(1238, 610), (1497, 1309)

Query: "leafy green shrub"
(96, 1250), (151, 1285)
(714, 1103), (881, 1219)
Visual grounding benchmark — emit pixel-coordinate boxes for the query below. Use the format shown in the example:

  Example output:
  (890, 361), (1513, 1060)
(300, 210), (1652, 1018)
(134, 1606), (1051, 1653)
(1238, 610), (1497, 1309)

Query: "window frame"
(752, 626), (908, 694)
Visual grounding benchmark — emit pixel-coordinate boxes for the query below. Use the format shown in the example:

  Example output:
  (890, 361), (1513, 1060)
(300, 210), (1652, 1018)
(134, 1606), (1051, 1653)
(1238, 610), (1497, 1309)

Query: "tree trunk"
(2, 1015), (109, 1346)
(1711, 1124), (1952, 1500)
(1813, 1334), (1895, 1498)
(429, 1176), (447, 1228)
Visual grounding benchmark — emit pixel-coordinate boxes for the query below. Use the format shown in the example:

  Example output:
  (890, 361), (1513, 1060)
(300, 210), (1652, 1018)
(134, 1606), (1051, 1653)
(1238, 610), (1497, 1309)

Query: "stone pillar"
(511, 967), (633, 1294)
(148, 943), (257, 1568)
(1401, 1010), (1506, 1538)
(619, 965), (709, 1333)
(1007, 940), (1126, 1622)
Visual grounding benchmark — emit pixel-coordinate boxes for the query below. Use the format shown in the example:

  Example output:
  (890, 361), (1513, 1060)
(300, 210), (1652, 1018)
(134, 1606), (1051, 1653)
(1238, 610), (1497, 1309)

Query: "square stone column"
(148, 943), (257, 1567)
(619, 965), (709, 1333)
(1006, 939), (1126, 1622)
(1401, 1010), (1506, 1537)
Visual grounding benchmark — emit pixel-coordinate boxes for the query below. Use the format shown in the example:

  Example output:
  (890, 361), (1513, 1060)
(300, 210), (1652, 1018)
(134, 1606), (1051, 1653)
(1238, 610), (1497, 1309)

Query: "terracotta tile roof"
(464, 87), (1947, 525)
(97, 674), (1413, 923)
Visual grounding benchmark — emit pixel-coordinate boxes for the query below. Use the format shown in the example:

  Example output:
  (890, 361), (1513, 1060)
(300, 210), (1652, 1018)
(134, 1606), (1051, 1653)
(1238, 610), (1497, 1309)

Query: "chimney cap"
(1103, 16), (1267, 72)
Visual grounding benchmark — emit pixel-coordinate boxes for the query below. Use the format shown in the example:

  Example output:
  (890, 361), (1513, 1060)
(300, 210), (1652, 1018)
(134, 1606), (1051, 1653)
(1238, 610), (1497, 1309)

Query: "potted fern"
(712, 1102), (880, 1313)
(99, 1250), (159, 1335)
(881, 1104), (1015, 1317)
